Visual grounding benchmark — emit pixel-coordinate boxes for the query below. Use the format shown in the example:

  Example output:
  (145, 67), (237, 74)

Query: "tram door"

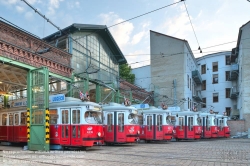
(71, 108), (81, 146)
(116, 112), (125, 142)
(60, 109), (70, 145)
(13, 113), (19, 142)
(7, 113), (14, 142)
(155, 114), (163, 140)
(145, 115), (153, 139)
(186, 116), (194, 139)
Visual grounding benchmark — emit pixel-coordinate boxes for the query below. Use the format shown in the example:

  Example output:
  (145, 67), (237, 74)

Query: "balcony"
(192, 70), (202, 84)
(230, 86), (239, 99)
(230, 47), (239, 63)
(192, 90), (202, 102)
(229, 64), (239, 81)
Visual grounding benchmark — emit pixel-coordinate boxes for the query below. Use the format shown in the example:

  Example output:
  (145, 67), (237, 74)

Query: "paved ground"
(0, 139), (249, 166)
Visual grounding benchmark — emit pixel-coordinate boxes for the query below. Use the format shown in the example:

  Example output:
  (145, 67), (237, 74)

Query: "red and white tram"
(199, 113), (217, 138)
(215, 114), (230, 138)
(137, 106), (174, 142)
(102, 103), (140, 145)
(0, 97), (104, 148)
(171, 111), (202, 141)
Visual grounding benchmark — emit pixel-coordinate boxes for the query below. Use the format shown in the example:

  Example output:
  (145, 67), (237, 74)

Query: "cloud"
(25, 11), (34, 20)
(16, 6), (25, 13)
(0, 0), (18, 5)
(47, 0), (64, 16)
(131, 21), (150, 45)
(99, 12), (134, 51)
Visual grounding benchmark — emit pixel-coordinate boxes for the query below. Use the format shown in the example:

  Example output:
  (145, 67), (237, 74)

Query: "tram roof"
(102, 103), (137, 111)
(171, 111), (199, 116)
(138, 107), (170, 114)
(49, 97), (101, 108)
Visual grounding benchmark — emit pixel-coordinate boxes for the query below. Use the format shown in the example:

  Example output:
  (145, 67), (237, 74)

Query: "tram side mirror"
(206, 115), (208, 119)
(176, 114), (178, 117)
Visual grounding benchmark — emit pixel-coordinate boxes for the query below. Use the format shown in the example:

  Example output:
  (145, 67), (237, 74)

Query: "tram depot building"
(0, 17), (250, 150)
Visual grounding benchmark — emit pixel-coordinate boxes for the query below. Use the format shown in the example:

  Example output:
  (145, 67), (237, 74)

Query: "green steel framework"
(27, 67), (49, 151)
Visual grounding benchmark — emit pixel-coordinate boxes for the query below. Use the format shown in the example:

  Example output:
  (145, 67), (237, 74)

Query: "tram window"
(107, 113), (113, 132)
(14, 114), (19, 125)
(147, 116), (152, 131)
(179, 117), (184, 130)
(128, 113), (138, 124)
(85, 111), (102, 124)
(188, 117), (193, 131)
(206, 118), (210, 131)
(21, 112), (27, 125)
(72, 109), (80, 124)
(157, 115), (162, 131)
(1, 114), (7, 125)
(197, 117), (202, 126)
(219, 120), (223, 130)
(9, 114), (13, 125)
(214, 118), (218, 126)
(118, 113), (124, 132)
(49, 110), (58, 124)
(62, 110), (69, 124)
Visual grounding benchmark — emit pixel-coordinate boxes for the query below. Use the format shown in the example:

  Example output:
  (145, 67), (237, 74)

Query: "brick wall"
(227, 120), (245, 136)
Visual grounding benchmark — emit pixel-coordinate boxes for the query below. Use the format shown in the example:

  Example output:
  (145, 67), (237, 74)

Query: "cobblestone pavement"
(0, 139), (249, 166)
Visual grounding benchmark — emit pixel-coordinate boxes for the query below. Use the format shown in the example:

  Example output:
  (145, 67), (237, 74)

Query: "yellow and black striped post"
(45, 109), (50, 144)
(27, 108), (30, 142)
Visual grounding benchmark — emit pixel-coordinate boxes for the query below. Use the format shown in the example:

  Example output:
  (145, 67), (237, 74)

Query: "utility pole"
(173, 79), (177, 106)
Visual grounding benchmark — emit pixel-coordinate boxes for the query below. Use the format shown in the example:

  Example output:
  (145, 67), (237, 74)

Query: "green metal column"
(96, 84), (101, 103)
(3, 96), (8, 108)
(27, 67), (49, 151)
(115, 89), (120, 103)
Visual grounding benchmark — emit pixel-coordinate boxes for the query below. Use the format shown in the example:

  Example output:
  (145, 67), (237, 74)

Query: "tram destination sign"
(10, 94), (66, 107)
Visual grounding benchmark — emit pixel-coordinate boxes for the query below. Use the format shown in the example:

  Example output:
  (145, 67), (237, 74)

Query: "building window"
(225, 56), (230, 65)
(212, 62), (218, 72)
(201, 64), (206, 74)
(190, 78), (191, 91)
(225, 71), (230, 81)
(226, 107), (231, 116)
(213, 93), (219, 103)
(213, 74), (218, 84)
(202, 98), (206, 108)
(202, 80), (206, 90)
(188, 97), (190, 109)
(226, 88), (231, 98)
(187, 75), (189, 89)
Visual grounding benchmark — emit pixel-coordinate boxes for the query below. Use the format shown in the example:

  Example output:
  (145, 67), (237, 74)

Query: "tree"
(119, 64), (135, 84)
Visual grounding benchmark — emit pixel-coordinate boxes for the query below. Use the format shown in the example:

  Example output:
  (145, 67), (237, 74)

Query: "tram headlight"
(137, 131), (140, 134)
(97, 132), (101, 137)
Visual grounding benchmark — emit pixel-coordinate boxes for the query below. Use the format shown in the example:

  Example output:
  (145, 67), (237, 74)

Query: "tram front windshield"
(85, 111), (102, 124)
(128, 113), (139, 124)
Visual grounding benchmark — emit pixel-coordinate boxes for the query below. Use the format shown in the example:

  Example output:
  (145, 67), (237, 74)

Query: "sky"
(0, 0), (249, 68)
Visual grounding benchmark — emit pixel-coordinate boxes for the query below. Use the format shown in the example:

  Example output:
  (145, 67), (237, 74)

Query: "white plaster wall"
(132, 65), (151, 91)
(196, 51), (234, 115)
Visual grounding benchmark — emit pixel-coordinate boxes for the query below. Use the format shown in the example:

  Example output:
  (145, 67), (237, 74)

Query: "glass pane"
(62, 110), (69, 124)
(50, 110), (58, 124)
(9, 114), (13, 125)
(21, 112), (27, 125)
(107, 113), (113, 132)
(2, 114), (7, 125)
(157, 115), (162, 131)
(15, 114), (19, 125)
(118, 113), (124, 132)
(147, 116), (152, 131)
